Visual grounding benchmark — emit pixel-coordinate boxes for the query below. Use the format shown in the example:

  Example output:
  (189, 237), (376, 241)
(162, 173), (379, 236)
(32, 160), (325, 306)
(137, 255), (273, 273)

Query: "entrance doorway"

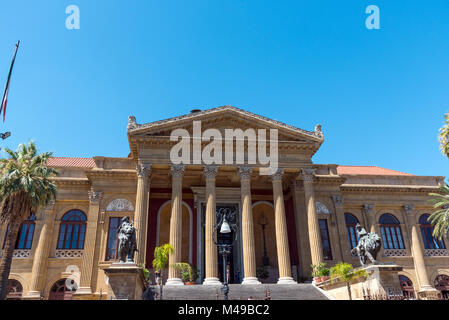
(200, 204), (242, 284)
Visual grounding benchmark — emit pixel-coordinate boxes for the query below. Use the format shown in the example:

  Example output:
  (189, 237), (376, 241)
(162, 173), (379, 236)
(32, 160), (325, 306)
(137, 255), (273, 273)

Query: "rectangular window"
(319, 219), (333, 260)
(105, 217), (121, 261)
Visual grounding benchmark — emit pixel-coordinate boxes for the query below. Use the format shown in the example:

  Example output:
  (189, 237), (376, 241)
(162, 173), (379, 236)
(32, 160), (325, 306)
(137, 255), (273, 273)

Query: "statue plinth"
(359, 264), (404, 297)
(103, 263), (146, 300)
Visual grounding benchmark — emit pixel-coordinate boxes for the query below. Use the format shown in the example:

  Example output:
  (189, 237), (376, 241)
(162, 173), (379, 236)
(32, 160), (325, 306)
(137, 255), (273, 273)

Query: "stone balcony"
(424, 249), (448, 257)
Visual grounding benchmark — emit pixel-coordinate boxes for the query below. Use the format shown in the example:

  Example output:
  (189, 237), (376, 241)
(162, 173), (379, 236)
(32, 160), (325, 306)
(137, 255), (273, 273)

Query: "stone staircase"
(143, 284), (329, 300)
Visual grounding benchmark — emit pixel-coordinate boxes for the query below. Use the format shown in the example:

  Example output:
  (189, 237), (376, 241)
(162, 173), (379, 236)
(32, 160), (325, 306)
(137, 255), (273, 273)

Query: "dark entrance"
(435, 275), (449, 299)
(201, 204), (241, 284)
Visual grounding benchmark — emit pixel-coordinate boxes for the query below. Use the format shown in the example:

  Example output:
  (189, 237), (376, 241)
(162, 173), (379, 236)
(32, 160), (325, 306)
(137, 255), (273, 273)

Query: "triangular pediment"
(128, 105), (323, 143)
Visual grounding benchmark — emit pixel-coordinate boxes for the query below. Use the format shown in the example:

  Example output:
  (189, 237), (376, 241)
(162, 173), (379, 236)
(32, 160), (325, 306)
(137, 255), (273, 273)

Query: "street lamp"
(213, 207), (238, 300)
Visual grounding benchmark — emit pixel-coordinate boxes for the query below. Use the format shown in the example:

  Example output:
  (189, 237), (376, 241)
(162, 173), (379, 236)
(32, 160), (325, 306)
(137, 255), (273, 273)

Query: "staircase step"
(144, 284), (329, 300)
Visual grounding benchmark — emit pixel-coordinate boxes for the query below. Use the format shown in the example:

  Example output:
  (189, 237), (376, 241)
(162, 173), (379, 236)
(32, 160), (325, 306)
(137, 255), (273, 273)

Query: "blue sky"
(0, 0), (448, 176)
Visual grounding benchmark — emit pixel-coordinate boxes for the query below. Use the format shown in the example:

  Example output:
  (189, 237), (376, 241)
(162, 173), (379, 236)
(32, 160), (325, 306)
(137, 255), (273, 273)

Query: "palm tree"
(152, 243), (174, 299)
(0, 141), (58, 300)
(438, 112), (449, 158)
(329, 262), (368, 300)
(428, 184), (449, 241)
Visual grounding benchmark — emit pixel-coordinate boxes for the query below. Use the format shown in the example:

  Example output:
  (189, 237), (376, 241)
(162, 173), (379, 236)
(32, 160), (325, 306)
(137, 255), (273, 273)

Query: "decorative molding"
(316, 201), (330, 214)
(171, 164), (185, 178)
(301, 168), (316, 182)
(238, 166), (253, 180)
(383, 249), (407, 257)
(88, 190), (104, 204)
(403, 204), (414, 215)
(55, 250), (84, 259)
(425, 249), (448, 257)
(106, 199), (135, 212)
(203, 165), (218, 179)
(0, 250), (31, 259)
(271, 168), (284, 182)
(331, 195), (343, 207)
(136, 163), (151, 178)
(362, 204), (374, 216)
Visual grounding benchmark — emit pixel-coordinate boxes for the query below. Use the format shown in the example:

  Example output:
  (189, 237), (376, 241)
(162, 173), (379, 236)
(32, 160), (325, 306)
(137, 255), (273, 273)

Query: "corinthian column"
(23, 201), (56, 300)
(203, 166), (221, 285)
(301, 168), (323, 266)
(75, 190), (103, 296)
(239, 167), (261, 285)
(166, 164), (185, 286)
(332, 195), (352, 262)
(134, 163), (151, 265)
(271, 169), (295, 284)
(404, 205), (439, 298)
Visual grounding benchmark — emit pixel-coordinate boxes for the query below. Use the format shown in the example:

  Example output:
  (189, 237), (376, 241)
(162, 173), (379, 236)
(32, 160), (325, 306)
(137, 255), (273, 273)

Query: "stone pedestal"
(361, 264), (403, 297)
(103, 263), (146, 300)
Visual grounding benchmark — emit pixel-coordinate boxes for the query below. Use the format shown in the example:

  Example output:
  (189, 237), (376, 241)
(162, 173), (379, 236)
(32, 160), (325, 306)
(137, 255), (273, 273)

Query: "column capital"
(171, 164), (185, 178)
(362, 204), (374, 215)
(403, 204), (414, 215)
(203, 165), (218, 179)
(88, 190), (104, 204)
(332, 195), (344, 207)
(271, 168), (284, 182)
(238, 166), (253, 180)
(136, 163), (151, 178)
(43, 199), (56, 211)
(300, 168), (316, 182)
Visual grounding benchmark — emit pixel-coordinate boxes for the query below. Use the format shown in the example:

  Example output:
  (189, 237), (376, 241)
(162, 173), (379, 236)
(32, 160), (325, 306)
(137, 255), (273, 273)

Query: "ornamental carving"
(136, 163), (151, 178)
(55, 250), (84, 258)
(0, 250), (32, 259)
(314, 124), (323, 138)
(271, 169), (284, 182)
(403, 204), (414, 215)
(425, 249), (448, 257)
(362, 204), (374, 215)
(88, 190), (104, 204)
(238, 166), (253, 180)
(316, 202), (330, 214)
(127, 116), (137, 131)
(203, 165), (218, 179)
(106, 199), (135, 212)
(383, 249), (407, 257)
(171, 164), (185, 178)
(301, 168), (315, 182)
(332, 195), (343, 207)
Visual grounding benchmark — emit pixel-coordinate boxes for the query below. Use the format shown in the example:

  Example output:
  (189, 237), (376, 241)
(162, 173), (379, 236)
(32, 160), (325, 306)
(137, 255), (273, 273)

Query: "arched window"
(399, 275), (415, 299)
(57, 210), (87, 250)
(49, 278), (77, 300)
(6, 279), (23, 300)
(379, 214), (405, 249)
(345, 213), (360, 249)
(2, 212), (36, 250)
(419, 214), (445, 250)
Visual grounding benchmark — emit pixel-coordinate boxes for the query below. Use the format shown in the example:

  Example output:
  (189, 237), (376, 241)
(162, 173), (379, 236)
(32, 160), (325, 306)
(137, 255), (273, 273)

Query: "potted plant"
(172, 262), (198, 285)
(311, 263), (330, 283)
(329, 262), (369, 300)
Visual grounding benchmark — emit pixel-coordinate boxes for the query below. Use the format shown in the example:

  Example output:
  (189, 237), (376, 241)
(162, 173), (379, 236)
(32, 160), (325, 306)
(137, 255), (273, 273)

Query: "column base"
(277, 277), (296, 284)
(418, 287), (440, 300)
(203, 277), (222, 286)
(165, 278), (185, 286)
(22, 291), (42, 300)
(242, 277), (261, 285)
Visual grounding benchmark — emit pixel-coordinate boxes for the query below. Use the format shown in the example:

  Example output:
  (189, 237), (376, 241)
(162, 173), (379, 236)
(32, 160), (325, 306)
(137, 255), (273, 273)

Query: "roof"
(47, 157), (95, 168)
(337, 166), (414, 176)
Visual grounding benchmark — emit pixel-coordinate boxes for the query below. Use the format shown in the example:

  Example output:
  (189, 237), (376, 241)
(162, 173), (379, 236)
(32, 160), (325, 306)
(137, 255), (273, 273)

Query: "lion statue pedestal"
(104, 263), (146, 300)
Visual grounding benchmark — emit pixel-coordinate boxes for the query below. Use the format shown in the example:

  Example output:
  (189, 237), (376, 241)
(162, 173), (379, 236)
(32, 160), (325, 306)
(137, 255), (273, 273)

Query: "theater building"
(1, 106), (448, 299)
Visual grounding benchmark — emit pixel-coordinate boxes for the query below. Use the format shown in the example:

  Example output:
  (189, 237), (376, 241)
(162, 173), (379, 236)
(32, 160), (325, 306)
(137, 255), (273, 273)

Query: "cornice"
(341, 184), (440, 194)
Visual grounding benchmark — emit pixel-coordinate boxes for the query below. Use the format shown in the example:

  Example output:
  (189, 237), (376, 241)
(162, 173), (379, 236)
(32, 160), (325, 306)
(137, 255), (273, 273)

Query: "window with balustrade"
(345, 213), (360, 250)
(379, 214), (405, 250)
(419, 214), (445, 250)
(57, 210), (87, 250)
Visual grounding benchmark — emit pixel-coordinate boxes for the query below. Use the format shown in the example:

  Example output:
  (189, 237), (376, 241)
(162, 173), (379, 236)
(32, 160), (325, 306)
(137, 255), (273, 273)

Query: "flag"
(0, 41), (20, 123)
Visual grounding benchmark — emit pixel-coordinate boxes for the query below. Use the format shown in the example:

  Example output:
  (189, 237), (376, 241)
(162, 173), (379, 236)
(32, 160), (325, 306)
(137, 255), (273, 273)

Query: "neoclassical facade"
(1, 106), (448, 299)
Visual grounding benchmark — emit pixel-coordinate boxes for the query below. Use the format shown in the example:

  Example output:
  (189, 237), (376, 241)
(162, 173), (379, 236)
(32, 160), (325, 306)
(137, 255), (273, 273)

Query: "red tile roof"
(337, 166), (414, 176)
(47, 157), (95, 168)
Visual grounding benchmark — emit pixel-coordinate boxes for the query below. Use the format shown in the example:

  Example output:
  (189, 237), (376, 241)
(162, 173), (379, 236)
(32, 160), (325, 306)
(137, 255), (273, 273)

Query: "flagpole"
(0, 40), (20, 123)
